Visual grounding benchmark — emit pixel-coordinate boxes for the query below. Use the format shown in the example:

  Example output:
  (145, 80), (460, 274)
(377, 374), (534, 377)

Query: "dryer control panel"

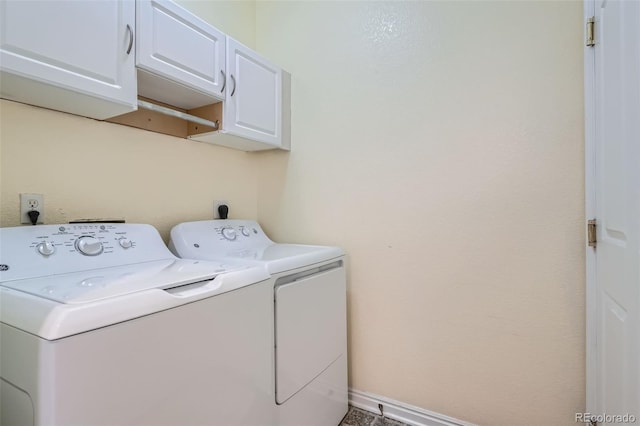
(169, 220), (274, 258)
(216, 221), (265, 243)
(0, 224), (175, 282)
(173, 220), (272, 249)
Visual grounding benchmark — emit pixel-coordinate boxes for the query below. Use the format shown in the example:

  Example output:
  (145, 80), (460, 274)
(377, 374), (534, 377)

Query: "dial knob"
(241, 227), (250, 237)
(221, 227), (237, 240)
(36, 241), (55, 256)
(118, 237), (133, 249)
(75, 236), (103, 256)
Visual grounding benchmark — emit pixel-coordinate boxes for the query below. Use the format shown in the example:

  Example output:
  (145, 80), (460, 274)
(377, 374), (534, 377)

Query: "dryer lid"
(225, 244), (344, 274)
(169, 220), (344, 274)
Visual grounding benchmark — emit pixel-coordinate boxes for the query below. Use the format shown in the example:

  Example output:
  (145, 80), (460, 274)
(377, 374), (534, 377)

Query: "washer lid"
(0, 259), (270, 340)
(0, 258), (241, 304)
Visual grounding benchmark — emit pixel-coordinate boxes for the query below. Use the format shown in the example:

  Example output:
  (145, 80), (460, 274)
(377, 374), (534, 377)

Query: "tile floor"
(339, 406), (410, 426)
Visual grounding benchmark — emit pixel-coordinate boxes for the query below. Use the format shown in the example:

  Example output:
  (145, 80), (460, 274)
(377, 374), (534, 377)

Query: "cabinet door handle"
(230, 74), (237, 97)
(220, 70), (226, 93)
(126, 24), (134, 55)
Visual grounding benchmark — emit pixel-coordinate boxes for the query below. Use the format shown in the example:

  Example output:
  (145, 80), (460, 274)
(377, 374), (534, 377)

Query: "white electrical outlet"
(213, 200), (229, 219)
(20, 193), (44, 224)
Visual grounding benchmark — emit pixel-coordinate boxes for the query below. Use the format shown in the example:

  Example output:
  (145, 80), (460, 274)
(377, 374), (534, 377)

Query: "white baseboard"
(348, 389), (477, 426)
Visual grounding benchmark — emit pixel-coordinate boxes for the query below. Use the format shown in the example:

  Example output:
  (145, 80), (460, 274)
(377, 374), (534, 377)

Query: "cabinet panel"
(225, 37), (282, 147)
(137, 0), (225, 106)
(0, 0), (136, 119)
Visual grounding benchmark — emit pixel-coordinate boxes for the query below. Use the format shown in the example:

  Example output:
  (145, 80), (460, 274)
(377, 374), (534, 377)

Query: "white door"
(0, 0), (136, 118)
(136, 0), (226, 106)
(225, 37), (282, 147)
(589, 0), (640, 423)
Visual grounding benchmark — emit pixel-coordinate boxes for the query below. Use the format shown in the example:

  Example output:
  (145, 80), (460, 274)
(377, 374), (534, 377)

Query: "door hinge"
(586, 17), (595, 47)
(588, 219), (597, 247)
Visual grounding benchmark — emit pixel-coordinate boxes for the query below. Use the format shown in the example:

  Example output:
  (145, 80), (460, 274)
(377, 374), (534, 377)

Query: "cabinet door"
(0, 0), (137, 119)
(225, 37), (282, 147)
(137, 0), (225, 105)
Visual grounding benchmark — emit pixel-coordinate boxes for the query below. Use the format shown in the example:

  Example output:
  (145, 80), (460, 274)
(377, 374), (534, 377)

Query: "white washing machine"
(0, 223), (275, 426)
(169, 220), (348, 426)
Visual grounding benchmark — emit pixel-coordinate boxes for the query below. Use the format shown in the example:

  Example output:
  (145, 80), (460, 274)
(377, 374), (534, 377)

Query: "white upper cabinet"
(225, 37), (283, 147)
(0, 0), (291, 151)
(190, 37), (290, 151)
(0, 0), (137, 119)
(136, 0), (226, 109)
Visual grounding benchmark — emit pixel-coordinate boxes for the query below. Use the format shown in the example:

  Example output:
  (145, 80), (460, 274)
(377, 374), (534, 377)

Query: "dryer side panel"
(275, 265), (347, 404)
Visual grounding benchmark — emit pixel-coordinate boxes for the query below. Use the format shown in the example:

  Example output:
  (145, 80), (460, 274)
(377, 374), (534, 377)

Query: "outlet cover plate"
(20, 193), (44, 224)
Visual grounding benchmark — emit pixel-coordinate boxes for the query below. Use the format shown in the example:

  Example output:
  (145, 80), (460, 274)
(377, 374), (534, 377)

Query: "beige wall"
(0, 100), (259, 239)
(0, 2), (258, 240)
(255, 1), (585, 425)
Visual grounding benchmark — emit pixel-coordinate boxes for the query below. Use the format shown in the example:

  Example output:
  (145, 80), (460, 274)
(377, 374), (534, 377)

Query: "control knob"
(36, 241), (56, 256)
(241, 227), (250, 237)
(221, 227), (237, 241)
(118, 237), (133, 249)
(75, 236), (104, 256)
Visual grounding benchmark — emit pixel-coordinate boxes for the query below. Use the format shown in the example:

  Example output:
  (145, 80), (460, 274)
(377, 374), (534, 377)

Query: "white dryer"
(0, 223), (275, 426)
(169, 220), (348, 426)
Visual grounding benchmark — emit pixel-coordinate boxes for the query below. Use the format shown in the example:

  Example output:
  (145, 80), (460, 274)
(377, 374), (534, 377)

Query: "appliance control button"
(75, 236), (104, 256)
(221, 227), (237, 240)
(36, 241), (55, 256)
(118, 237), (133, 249)
(241, 227), (250, 237)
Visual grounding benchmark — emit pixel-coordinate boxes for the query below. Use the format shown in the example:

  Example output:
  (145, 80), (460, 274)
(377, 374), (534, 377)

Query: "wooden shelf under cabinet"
(106, 97), (222, 139)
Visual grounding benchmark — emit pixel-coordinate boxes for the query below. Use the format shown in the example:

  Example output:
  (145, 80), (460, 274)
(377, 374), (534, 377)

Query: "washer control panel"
(0, 224), (174, 282)
(27, 224), (136, 258)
